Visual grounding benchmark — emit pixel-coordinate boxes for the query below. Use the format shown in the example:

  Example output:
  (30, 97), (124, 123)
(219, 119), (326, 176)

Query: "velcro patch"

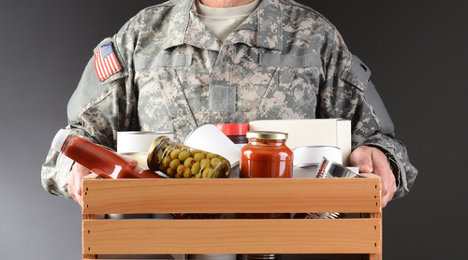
(350, 55), (371, 83)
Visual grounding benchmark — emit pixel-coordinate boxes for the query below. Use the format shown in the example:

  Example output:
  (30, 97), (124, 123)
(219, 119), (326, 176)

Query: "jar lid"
(246, 131), (288, 140)
(147, 135), (171, 170)
(215, 123), (249, 136)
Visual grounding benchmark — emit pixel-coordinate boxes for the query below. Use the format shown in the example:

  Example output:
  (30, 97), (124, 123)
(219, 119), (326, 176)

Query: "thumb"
(350, 146), (374, 173)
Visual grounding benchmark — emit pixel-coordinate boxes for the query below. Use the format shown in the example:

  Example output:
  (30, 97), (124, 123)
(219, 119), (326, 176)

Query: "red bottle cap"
(214, 123), (249, 136)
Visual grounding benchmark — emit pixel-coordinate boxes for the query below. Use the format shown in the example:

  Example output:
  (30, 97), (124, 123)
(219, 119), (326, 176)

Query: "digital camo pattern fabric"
(42, 0), (417, 199)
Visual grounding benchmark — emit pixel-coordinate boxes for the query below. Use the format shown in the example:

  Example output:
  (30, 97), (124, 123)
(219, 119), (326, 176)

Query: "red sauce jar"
(240, 131), (293, 178)
(239, 131), (293, 220)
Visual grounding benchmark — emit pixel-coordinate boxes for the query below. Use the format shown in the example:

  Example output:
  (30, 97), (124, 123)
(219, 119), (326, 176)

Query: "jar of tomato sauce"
(240, 131), (293, 178)
(239, 131), (293, 221)
(239, 131), (293, 260)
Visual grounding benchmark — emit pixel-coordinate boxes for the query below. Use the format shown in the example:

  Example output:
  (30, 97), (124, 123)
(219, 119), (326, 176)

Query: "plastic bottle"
(52, 129), (163, 179)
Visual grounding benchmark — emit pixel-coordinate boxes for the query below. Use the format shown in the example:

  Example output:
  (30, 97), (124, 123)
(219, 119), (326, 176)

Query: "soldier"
(42, 0), (417, 210)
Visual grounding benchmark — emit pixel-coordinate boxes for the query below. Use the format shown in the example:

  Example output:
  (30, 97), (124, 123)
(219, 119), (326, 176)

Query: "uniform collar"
(235, 0), (283, 50)
(162, 0), (283, 51)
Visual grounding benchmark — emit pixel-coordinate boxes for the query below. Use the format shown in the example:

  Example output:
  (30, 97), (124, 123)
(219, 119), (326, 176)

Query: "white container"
(292, 146), (342, 178)
(293, 146), (342, 167)
(117, 131), (173, 169)
(184, 124), (240, 166)
(117, 131), (173, 153)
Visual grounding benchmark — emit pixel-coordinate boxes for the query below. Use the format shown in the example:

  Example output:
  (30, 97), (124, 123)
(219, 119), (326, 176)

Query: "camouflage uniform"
(42, 0), (417, 200)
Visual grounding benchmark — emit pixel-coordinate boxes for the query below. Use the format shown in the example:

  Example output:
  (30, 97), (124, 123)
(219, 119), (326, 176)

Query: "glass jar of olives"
(147, 136), (231, 178)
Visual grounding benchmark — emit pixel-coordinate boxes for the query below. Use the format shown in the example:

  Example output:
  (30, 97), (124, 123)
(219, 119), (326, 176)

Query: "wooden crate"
(82, 174), (382, 260)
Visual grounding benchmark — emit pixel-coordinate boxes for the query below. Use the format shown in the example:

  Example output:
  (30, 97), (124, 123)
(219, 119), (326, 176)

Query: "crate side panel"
(83, 219), (381, 255)
(82, 178), (381, 214)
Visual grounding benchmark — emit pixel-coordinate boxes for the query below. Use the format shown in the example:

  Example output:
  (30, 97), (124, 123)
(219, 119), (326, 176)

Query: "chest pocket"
(256, 52), (321, 120)
(135, 53), (196, 142)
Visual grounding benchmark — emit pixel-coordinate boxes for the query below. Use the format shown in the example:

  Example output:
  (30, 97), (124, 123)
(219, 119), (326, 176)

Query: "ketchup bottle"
(52, 129), (163, 179)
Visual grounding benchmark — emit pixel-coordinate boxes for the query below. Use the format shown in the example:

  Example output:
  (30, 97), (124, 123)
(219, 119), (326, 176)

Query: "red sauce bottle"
(52, 129), (163, 179)
(239, 131), (293, 219)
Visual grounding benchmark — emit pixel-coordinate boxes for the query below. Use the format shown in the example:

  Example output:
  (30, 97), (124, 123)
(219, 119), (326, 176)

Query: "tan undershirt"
(196, 0), (260, 42)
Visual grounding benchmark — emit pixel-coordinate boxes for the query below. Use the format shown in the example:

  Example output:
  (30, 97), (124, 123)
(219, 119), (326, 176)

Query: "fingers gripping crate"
(82, 174), (382, 260)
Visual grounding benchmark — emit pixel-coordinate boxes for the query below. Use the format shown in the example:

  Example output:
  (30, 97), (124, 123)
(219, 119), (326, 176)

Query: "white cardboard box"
(249, 119), (351, 166)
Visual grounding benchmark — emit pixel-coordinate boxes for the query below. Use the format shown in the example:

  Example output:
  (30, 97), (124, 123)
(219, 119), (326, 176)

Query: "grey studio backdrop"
(0, 0), (466, 259)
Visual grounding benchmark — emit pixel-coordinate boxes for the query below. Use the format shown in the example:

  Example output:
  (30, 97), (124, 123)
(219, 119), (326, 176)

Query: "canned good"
(214, 123), (249, 148)
(147, 136), (231, 179)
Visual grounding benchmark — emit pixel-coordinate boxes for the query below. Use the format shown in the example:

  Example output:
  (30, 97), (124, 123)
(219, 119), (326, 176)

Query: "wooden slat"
(82, 202), (105, 260)
(83, 219), (381, 255)
(82, 178), (381, 214)
(369, 212), (383, 260)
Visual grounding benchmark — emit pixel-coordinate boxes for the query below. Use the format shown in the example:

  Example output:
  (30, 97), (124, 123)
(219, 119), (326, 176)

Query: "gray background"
(1, 0), (466, 259)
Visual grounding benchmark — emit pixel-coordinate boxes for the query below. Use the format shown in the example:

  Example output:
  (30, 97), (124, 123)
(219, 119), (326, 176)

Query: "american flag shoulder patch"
(94, 42), (122, 82)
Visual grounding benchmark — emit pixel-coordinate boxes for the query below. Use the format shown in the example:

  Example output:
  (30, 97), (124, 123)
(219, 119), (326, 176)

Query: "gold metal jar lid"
(147, 136), (171, 171)
(246, 131), (288, 140)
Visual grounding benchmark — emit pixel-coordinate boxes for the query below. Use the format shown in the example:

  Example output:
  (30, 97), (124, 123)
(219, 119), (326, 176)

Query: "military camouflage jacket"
(42, 0), (417, 200)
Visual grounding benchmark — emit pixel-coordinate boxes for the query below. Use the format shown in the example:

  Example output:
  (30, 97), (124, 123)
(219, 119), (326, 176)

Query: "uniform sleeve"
(318, 30), (418, 200)
(41, 20), (140, 197)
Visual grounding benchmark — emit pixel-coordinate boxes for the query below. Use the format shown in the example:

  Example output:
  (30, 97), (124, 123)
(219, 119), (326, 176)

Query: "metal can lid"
(246, 131), (288, 140)
(117, 131), (173, 135)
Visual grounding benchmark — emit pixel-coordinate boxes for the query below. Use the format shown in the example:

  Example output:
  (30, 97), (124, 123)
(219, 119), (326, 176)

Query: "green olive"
(211, 157), (221, 168)
(170, 149), (181, 160)
(212, 169), (220, 179)
(177, 164), (185, 174)
(169, 159), (181, 170)
(202, 168), (213, 178)
(166, 168), (175, 178)
(183, 168), (192, 178)
(206, 153), (217, 159)
(178, 151), (191, 161)
(191, 149), (202, 157)
(162, 157), (171, 167)
(194, 152), (205, 162)
(191, 162), (201, 174)
(200, 158), (210, 170)
(184, 157), (195, 168)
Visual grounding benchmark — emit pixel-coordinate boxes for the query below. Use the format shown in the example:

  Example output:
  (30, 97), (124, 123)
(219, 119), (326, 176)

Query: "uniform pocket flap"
(135, 53), (192, 69)
(260, 53), (321, 68)
(341, 55), (372, 90)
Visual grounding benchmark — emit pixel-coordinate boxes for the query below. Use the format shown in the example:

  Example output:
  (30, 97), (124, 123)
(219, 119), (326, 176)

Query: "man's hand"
(350, 146), (396, 207)
(67, 163), (92, 206)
